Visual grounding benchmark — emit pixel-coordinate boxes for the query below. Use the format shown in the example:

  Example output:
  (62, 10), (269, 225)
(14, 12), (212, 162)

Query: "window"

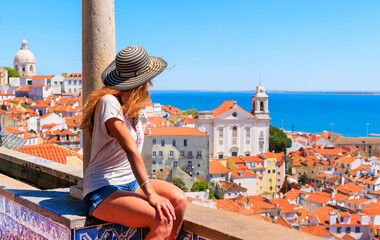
(260, 101), (264, 111)
(184, 139), (187, 146)
(173, 161), (177, 167)
(269, 186), (273, 191)
(152, 151), (156, 157)
(246, 128), (250, 138)
(169, 151), (174, 157)
(22, 65), (25, 72)
(198, 164), (200, 167)
(197, 151), (202, 158)
(188, 151), (193, 158)
(346, 227), (351, 233)
(245, 153), (250, 156)
(232, 139), (237, 145)
(272, 169), (275, 173)
(232, 127), (237, 137)
(180, 151), (185, 158)
(73, 80), (77, 86)
(68, 80), (72, 85)
(219, 129), (223, 138)
(160, 169), (163, 172)
(269, 178), (272, 183)
(219, 140), (223, 145)
(268, 170), (270, 174)
(172, 139), (176, 146)
(278, 172), (281, 175)
(246, 140), (250, 145)
(340, 217), (343, 222)
(218, 154), (223, 159)
(355, 227), (360, 233)
(277, 179), (280, 182)
(326, 227), (329, 231)
(159, 151), (163, 157)
(161, 140), (165, 146)
(268, 161), (271, 166)
(152, 138), (156, 144)
(30, 65), (33, 72)
(152, 160), (156, 165)
(153, 169), (156, 173)
(196, 172), (199, 176)
(337, 227), (341, 233)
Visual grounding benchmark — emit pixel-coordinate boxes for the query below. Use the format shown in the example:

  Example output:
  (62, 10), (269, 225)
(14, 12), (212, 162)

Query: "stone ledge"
(0, 182), (323, 239)
(0, 147), (82, 189)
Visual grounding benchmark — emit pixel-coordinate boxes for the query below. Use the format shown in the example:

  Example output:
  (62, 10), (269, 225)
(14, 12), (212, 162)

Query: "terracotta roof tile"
(209, 160), (230, 174)
(231, 170), (256, 178)
(19, 144), (82, 165)
(212, 100), (254, 119)
(29, 75), (53, 79)
(4, 127), (24, 134)
(145, 127), (209, 136)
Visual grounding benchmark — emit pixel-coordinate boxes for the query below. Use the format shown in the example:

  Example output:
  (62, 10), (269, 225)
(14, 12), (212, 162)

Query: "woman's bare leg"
(135, 180), (187, 240)
(92, 190), (173, 240)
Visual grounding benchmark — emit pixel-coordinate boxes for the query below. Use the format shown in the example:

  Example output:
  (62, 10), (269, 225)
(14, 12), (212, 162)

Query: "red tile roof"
(269, 198), (295, 214)
(29, 75), (53, 79)
(212, 100), (254, 118)
(300, 224), (332, 237)
(4, 127), (23, 134)
(15, 86), (29, 92)
(145, 127), (209, 136)
(231, 170), (256, 178)
(19, 144), (83, 165)
(65, 73), (82, 79)
(209, 160), (230, 174)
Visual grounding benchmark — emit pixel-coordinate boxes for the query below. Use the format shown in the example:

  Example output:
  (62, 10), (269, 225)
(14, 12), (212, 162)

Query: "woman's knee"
(172, 191), (187, 212)
(150, 216), (173, 237)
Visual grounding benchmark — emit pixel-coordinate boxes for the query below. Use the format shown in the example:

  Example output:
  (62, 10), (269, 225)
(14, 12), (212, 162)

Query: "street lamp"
(365, 123), (370, 137)
(331, 123), (334, 133)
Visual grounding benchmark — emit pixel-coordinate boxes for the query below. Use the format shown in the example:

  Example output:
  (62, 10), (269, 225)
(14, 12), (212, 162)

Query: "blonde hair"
(81, 82), (152, 137)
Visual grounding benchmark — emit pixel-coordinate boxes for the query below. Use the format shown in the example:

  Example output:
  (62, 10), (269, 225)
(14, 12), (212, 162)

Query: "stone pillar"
(82, 0), (115, 171)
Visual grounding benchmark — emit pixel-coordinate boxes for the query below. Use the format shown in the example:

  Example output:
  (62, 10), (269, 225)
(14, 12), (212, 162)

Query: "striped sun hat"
(101, 45), (168, 90)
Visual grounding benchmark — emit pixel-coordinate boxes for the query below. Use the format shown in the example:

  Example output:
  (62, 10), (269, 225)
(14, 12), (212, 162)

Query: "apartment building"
(142, 127), (209, 181)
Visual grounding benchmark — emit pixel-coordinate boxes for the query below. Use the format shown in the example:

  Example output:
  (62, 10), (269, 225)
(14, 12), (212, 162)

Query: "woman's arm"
(105, 117), (176, 221)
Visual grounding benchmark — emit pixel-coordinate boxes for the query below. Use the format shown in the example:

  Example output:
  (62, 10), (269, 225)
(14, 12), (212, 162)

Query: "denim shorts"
(83, 179), (139, 217)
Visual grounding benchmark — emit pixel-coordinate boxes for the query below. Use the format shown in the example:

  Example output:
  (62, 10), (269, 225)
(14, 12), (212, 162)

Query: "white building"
(14, 39), (36, 77)
(196, 84), (270, 158)
(63, 73), (82, 93)
(142, 127), (210, 181)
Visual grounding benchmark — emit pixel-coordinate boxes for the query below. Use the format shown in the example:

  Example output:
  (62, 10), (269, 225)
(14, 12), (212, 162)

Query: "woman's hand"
(148, 193), (176, 221)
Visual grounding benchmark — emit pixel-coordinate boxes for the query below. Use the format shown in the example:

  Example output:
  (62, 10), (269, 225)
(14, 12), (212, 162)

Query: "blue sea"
(150, 90), (380, 138)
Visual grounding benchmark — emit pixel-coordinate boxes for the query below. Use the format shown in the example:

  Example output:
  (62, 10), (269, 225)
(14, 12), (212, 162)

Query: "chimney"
(329, 212), (337, 225)
(232, 101), (237, 108)
(147, 128), (151, 135)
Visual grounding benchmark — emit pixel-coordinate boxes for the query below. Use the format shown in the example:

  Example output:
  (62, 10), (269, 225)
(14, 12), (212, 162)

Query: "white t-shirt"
(83, 95), (144, 197)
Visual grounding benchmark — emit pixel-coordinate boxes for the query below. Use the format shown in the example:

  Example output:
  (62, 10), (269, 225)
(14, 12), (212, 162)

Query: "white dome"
(14, 40), (35, 63)
(14, 49), (35, 63)
(255, 83), (266, 94)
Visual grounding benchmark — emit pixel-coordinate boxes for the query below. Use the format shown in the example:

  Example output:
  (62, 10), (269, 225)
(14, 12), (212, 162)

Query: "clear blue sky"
(0, 1), (379, 91)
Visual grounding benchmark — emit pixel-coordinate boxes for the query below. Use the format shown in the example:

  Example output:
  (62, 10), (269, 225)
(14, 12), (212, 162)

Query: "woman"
(81, 45), (187, 240)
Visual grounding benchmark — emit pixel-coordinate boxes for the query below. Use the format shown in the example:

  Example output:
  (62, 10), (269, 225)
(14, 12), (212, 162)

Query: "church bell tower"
(252, 83), (270, 119)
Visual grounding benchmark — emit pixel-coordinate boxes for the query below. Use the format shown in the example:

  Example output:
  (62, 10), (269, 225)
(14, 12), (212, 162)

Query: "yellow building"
(260, 152), (277, 193)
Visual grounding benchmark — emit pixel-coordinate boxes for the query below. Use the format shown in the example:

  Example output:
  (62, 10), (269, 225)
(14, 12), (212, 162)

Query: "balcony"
(0, 147), (321, 239)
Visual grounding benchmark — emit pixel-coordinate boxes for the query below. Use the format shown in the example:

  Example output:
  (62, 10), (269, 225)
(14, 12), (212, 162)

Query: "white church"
(14, 39), (36, 78)
(195, 83), (270, 158)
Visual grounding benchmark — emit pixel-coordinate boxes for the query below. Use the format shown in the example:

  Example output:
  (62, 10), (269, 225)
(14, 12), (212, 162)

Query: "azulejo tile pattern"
(0, 195), (70, 240)
(73, 223), (142, 240)
(0, 195), (209, 240)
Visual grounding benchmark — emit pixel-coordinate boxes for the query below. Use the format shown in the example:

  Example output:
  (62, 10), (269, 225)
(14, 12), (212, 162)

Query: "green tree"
(269, 125), (292, 153)
(183, 108), (197, 118)
(4, 67), (20, 79)
(298, 173), (310, 185)
(172, 178), (187, 192)
(191, 181), (215, 199)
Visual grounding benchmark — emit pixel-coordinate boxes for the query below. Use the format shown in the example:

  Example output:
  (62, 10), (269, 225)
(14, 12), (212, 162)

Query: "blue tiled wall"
(0, 195), (209, 240)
